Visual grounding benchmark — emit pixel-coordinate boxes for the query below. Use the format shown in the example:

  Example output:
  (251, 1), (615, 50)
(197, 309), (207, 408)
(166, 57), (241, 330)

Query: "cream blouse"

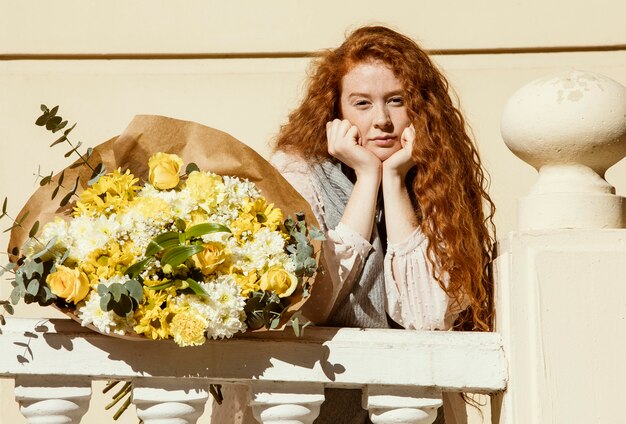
(271, 151), (465, 331)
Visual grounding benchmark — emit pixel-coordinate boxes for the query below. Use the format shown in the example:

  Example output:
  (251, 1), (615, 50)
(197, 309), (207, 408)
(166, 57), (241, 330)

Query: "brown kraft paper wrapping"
(9, 115), (326, 332)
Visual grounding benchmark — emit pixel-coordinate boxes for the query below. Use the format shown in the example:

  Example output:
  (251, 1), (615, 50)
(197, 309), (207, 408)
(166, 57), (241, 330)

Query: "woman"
(214, 25), (495, 423)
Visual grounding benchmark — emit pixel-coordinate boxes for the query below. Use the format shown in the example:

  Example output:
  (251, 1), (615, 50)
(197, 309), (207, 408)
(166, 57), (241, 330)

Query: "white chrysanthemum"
(77, 292), (136, 336)
(182, 276), (247, 339)
(24, 217), (69, 259)
(67, 214), (118, 261)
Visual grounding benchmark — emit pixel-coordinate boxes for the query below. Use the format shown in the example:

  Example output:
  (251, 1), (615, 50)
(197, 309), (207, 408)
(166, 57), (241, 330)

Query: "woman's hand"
(382, 124), (416, 178)
(326, 119), (381, 179)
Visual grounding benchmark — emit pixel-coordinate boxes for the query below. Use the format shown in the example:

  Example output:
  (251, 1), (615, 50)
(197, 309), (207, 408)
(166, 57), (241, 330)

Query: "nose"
(374, 106), (391, 129)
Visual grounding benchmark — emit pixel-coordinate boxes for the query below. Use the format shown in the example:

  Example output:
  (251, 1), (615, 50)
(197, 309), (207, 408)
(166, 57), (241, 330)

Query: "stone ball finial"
(501, 71), (626, 229)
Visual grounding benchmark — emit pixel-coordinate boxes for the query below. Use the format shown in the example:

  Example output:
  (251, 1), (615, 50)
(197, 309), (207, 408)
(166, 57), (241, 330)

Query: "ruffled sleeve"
(384, 228), (467, 330)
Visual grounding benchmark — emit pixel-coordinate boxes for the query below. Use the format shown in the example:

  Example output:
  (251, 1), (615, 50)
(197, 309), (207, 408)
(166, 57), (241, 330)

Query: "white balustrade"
(0, 317), (506, 423)
(501, 70), (626, 230)
(497, 70), (626, 422)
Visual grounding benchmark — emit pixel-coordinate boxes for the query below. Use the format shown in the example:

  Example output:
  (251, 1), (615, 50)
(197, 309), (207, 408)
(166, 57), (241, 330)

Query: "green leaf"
(100, 292), (112, 311)
(97, 284), (108, 296)
(40, 173), (53, 186)
(46, 115), (62, 131)
(185, 163), (200, 174)
(26, 281), (40, 296)
(40, 104), (48, 112)
(28, 221), (39, 238)
(270, 316), (281, 329)
(57, 170), (65, 186)
(125, 257), (154, 278)
(50, 135), (67, 147)
(59, 176), (79, 207)
(2, 197), (6, 214)
(144, 231), (181, 257)
(49, 105), (59, 116)
(108, 283), (124, 302)
(125, 279), (143, 303)
(175, 219), (187, 232)
(185, 223), (231, 239)
(51, 185), (60, 200)
(64, 123), (76, 136)
(292, 317), (300, 337)
(17, 210), (30, 225)
(0, 315), (5, 326)
(10, 287), (21, 305)
(161, 245), (204, 268)
(145, 281), (174, 291)
(35, 113), (49, 126)
(309, 225), (325, 240)
(4, 303), (14, 315)
(88, 163), (106, 186)
(112, 295), (133, 317)
(185, 278), (208, 298)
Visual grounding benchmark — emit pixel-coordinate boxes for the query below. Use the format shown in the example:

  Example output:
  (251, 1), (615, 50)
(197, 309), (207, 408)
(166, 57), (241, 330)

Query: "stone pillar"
(132, 378), (208, 423)
(15, 376), (92, 424)
(363, 386), (442, 424)
(501, 70), (626, 230)
(248, 382), (325, 424)
(496, 71), (626, 423)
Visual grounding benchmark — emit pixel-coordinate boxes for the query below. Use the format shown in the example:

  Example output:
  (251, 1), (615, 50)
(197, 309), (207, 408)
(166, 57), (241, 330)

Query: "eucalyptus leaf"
(10, 287), (21, 305)
(17, 210), (30, 225)
(28, 221), (39, 238)
(292, 317), (300, 337)
(112, 296), (133, 317)
(2, 197), (6, 214)
(4, 302), (14, 314)
(161, 245), (204, 268)
(125, 280), (143, 303)
(51, 185), (60, 200)
(40, 174), (52, 186)
(100, 292), (112, 311)
(26, 281), (40, 296)
(35, 113), (49, 126)
(108, 283), (123, 302)
(50, 135), (66, 147)
(49, 105), (59, 116)
(185, 163), (200, 174)
(63, 123), (76, 136)
(46, 116), (62, 131)
(0, 315), (5, 326)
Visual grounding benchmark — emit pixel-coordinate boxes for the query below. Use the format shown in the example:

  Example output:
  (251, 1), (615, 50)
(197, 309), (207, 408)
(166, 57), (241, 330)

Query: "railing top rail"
(0, 318), (506, 393)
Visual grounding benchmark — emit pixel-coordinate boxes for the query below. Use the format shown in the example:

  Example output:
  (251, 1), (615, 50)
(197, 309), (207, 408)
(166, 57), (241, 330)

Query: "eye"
(353, 99), (370, 108)
(388, 96), (404, 106)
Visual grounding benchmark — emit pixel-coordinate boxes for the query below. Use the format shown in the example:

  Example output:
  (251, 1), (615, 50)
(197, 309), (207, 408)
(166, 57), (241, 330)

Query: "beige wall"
(1, 2), (625, 423)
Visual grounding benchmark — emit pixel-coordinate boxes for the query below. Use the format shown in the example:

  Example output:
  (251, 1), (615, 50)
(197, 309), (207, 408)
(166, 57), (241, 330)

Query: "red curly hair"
(274, 26), (496, 331)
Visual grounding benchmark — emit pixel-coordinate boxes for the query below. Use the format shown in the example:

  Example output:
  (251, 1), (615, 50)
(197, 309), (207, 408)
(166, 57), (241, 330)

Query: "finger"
(346, 125), (359, 145)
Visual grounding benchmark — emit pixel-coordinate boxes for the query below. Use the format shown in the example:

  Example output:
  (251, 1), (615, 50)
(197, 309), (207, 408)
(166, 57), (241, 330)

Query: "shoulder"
(269, 150), (310, 175)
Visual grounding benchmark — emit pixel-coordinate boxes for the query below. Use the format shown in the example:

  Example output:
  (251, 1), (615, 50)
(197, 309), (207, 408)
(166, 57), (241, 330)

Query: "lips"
(370, 135), (397, 147)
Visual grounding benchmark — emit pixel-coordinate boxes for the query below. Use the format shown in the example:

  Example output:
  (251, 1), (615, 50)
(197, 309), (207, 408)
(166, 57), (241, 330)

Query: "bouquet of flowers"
(2, 108), (322, 347)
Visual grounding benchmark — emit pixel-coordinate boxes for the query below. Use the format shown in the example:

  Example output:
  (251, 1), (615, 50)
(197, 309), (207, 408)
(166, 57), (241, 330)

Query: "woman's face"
(339, 61), (410, 161)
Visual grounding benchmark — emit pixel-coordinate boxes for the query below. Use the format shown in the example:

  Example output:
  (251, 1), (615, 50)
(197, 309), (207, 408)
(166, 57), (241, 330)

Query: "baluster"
(14, 376), (92, 424)
(248, 382), (325, 424)
(132, 378), (208, 423)
(363, 386), (442, 424)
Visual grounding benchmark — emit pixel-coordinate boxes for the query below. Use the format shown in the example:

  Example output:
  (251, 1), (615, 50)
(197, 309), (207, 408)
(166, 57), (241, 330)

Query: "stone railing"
(0, 318), (506, 423)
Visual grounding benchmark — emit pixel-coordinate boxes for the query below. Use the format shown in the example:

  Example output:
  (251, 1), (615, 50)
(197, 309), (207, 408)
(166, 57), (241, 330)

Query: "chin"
(369, 146), (400, 162)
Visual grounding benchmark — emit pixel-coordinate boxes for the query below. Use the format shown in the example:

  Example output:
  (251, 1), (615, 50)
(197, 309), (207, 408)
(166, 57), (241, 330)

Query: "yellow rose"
(192, 242), (226, 276)
(46, 265), (90, 303)
(259, 266), (298, 298)
(148, 152), (184, 190)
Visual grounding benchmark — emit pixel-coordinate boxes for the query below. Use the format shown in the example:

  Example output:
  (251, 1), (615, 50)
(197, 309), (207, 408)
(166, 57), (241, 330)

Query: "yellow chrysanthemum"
(74, 168), (140, 217)
(230, 212), (260, 241)
(185, 171), (224, 208)
(131, 196), (172, 221)
(133, 288), (174, 340)
(233, 271), (260, 297)
(169, 308), (208, 347)
(245, 198), (283, 231)
(79, 241), (136, 287)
